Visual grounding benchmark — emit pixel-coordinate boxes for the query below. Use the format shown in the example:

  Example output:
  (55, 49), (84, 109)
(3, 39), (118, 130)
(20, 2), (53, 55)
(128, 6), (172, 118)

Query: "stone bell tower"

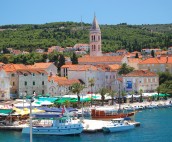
(89, 15), (102, 56)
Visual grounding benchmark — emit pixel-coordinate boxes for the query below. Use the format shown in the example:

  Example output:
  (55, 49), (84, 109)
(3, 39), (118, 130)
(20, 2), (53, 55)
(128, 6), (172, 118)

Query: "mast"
(118, 83), (121, 113)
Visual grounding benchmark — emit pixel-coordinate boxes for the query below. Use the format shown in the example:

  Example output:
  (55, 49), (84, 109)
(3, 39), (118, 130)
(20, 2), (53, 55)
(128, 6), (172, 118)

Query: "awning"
(33, 113), (62, 119)
(0, 109), (13, 116)
(152, 93), (171, 97)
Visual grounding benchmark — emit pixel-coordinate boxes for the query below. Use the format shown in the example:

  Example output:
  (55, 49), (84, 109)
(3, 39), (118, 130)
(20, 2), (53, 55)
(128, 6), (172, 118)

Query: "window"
(24, 81), (27, 86)
(33, 81), (35, 85)
(24, 73), (28, 76)
(11, 74), (15, 77)
(33, 73), (35, 76)
(13, 82), (15, 86)
(42, 73), (44, 76)
(94, 45), (96, 51)
(42, 90), (44, 94)
(98, 36), (100, 41)
(42, 81), (44, 85)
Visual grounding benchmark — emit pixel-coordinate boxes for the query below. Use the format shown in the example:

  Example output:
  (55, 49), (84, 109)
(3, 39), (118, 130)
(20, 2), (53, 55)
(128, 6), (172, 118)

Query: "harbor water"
(0, 107), (172, 142)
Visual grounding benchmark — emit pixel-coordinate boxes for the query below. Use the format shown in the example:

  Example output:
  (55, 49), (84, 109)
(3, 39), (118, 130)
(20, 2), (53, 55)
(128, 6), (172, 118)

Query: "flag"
(61, 106), (65, 115)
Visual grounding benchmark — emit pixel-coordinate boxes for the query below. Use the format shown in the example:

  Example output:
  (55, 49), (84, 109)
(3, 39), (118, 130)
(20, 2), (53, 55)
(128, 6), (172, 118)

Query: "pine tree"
(71, 53), (78, 64)
(58, 54), (65, 71)
(151, 50), (155, 57)
(135, 53), (139, 58)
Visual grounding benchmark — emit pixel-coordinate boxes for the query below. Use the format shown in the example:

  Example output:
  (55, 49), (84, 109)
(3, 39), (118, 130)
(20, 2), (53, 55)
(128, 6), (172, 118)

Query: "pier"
(0, 124), (27, 131)
(0, 119), (140, 132)
(82, 119), (140, 132)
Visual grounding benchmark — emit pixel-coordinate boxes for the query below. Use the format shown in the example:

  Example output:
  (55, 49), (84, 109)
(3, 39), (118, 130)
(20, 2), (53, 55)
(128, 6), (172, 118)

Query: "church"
(78, 15), (128, 65)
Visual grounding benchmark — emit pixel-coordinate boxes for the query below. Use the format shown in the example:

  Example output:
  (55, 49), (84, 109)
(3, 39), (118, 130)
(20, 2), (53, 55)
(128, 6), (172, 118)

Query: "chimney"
(166, 56), (168, 63)
(157, 54), (161, 60)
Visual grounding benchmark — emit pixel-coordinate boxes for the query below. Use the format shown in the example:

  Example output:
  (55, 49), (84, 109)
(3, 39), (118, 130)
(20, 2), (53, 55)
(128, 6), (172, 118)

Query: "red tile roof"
(116, 49), (127, 52)
(139, 57), (172, 64)
(123, 70), (158, 77)
(3, 63), (48, 74)
(78, 56), (124, 63)
(68, 65), (97, 71)
(3, 64), (28, 72)
(29, 62), (54, 69)
(48, 76), (80, 86)
(128, 58), (142, 63)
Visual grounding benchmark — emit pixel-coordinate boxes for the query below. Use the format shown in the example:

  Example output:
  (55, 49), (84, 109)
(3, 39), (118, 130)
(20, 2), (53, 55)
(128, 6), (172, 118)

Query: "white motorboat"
(102, 118), (135, 133)
(123, 106), (134, 111)
(22, 113), (83, 135)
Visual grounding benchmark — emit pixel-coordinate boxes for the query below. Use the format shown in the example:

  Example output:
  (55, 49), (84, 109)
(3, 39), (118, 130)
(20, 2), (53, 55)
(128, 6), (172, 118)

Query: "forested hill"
(0, 22), (172, 52)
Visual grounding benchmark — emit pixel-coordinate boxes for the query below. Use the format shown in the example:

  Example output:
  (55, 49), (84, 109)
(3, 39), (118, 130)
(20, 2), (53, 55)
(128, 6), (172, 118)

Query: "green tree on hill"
(118, 63), (134, 75)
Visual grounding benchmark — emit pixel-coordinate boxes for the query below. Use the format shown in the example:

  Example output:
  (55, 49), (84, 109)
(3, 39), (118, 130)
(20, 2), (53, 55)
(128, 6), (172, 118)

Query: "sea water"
(0, 108), (172, 142)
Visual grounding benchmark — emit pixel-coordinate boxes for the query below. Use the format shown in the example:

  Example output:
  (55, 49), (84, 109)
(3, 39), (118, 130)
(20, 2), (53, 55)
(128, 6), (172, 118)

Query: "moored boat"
(91, 108), (135, 120)
(22, 113), (83, 135)
(102, 118), (135, 133)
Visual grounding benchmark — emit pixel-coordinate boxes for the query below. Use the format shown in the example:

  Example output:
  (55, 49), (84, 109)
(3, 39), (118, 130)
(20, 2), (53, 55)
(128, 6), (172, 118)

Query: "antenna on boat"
(118, 83), (121, 113)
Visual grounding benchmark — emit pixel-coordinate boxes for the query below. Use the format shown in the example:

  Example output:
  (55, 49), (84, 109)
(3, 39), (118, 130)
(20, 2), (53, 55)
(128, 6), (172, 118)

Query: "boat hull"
(22, 126), (83, 135)
(103, 125), (134, 133)
(91, 112), (135, 120)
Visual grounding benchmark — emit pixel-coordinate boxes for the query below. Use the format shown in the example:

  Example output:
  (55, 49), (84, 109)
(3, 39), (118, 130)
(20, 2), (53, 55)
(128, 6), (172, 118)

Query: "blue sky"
(1, 0), (172, 25)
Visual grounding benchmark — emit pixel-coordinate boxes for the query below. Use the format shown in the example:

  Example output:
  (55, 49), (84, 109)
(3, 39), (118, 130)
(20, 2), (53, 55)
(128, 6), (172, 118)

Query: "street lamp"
(21, 92), (27, 110)
(28, 93), (34, 142)
(81, 89), (86, 120)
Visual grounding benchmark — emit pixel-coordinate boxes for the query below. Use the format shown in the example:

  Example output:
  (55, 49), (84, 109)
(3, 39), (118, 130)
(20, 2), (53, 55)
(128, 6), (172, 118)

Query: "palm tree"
(139, 89), (143, 102)
(88, 78), (95, 107)
(130, 90), (135, 103)
(71, 83), (85, 108)
(98, 88), (109, 106)
(121, 91), (127, 103)
(156, 86), (161, 101)
(107, 90), (117, 105)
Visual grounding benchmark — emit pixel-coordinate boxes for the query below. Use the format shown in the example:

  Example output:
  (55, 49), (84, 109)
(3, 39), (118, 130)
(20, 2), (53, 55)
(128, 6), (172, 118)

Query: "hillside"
(0, 22), (172, 52)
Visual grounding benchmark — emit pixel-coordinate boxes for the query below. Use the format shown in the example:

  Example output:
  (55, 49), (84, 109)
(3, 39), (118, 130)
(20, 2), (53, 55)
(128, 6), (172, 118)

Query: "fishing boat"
(22, 113), (83, 135)
(91, 108), (135, 120)
(102, 118), (135, 133)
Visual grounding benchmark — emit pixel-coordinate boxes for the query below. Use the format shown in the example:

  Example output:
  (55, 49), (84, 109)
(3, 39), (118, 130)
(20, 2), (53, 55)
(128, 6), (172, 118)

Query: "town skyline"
(1, 0), (172, 26)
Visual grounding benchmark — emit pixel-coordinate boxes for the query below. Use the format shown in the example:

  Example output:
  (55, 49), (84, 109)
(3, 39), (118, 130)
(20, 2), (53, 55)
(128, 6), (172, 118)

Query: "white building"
(61, 64), (120, 93)
(122, 70), (159, 93)
(35, 48), (45, 53)
(3, 64), (28, 98)
(18, 69), (48, 97)
(168, 46), (172, 55)
(141, 48), (162, 55)
(2, 63), (49, 98)
(48, 76), (80, 97)
(73, 44), (90, 51)
(28, 62), (58, 76)
(0, 69), (10, 100)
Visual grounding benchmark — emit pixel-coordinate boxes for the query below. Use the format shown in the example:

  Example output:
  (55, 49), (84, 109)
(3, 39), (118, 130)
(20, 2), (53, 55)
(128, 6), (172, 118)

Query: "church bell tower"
(89, 15), (102, 56)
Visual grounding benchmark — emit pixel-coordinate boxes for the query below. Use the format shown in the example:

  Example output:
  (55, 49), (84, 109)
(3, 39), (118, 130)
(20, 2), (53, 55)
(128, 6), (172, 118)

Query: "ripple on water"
(0, 108), (172, 142)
